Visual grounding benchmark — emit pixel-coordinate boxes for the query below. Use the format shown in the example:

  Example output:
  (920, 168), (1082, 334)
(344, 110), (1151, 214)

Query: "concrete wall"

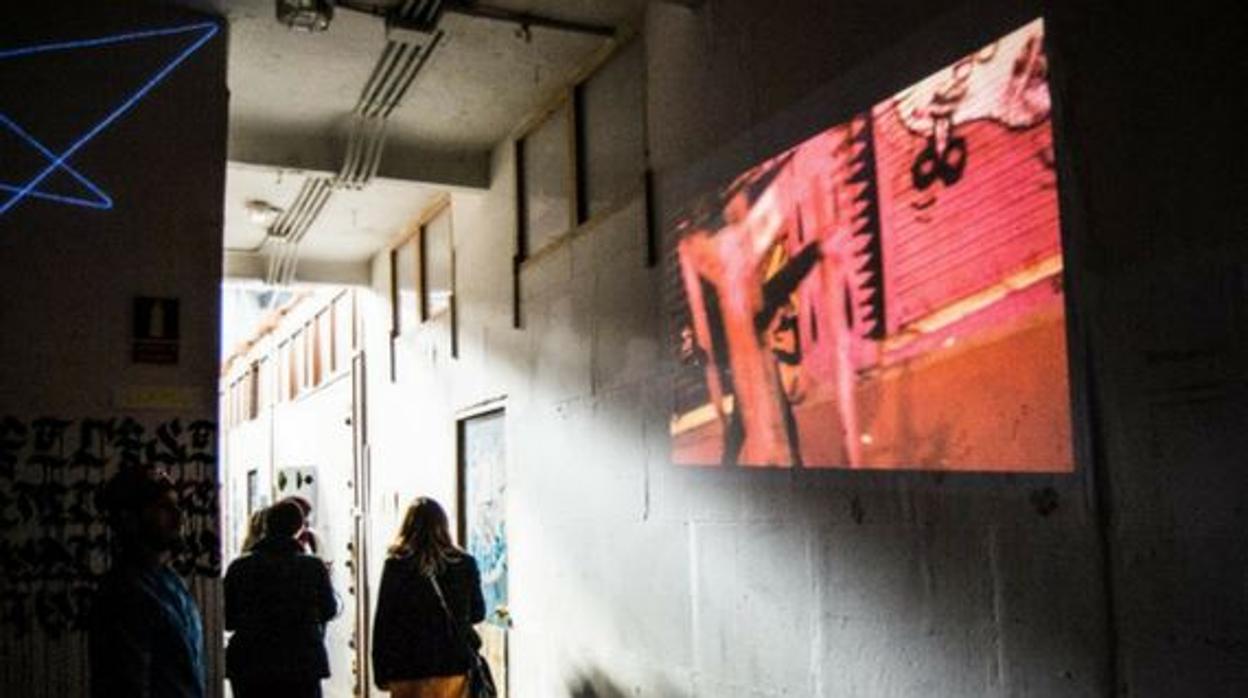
(359, 1), (1248, 697)
(0, 4), (228, 696)
(358, 4), (1094, 697)
(208, 1), (1248, 696)
(1041, 3), (1248, 695)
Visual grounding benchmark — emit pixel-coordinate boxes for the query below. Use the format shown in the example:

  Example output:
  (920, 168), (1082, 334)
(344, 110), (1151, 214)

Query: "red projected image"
(669, 19), (1073, 471)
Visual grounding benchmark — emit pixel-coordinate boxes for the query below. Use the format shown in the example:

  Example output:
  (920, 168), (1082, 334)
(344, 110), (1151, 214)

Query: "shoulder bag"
(428, 573), (498, 698)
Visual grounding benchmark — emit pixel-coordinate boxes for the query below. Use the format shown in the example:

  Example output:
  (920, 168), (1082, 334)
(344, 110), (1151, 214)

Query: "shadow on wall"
(567, 666), (680, 697)
(568, 667), (629, 698)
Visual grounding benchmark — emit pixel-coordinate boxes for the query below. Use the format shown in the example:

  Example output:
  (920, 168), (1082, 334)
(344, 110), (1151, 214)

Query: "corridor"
(3, 2), (1247, 697)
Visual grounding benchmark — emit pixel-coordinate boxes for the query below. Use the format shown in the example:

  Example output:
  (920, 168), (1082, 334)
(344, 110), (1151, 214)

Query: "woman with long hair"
(373, 497), (486, 698)
(240, 507), (266, 553)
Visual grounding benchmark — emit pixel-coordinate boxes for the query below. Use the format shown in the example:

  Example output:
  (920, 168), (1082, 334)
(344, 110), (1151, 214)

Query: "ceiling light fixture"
(243, 198), (284, 227)
(276, 0), (334, 32)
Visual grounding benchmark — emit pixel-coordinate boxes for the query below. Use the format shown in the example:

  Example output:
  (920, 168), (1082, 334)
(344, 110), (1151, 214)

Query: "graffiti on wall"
(0, 415), (219, 638)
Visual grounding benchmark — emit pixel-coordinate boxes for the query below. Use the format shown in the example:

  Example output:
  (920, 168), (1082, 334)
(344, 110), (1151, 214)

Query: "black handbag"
(428, 573), (498, 698)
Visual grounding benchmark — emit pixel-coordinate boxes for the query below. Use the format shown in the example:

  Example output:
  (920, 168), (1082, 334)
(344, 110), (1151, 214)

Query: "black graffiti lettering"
(149, 419), (188, 470)
(0, 415), (220, 637)
(31, 417), (71, 453)
(70, 419), (114, 472)
(188, 420), (216, 451)
(111, 418), (146, 469)
(1, 416), (29, 481)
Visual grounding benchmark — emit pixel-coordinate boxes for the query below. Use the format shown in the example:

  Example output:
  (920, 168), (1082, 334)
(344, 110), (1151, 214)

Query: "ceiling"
(222, 164), (444, 267)
(177, 0), (647, 274)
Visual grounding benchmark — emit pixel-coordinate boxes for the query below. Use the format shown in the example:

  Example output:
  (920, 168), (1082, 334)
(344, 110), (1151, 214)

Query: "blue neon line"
(0, 22), (218, 60)
(0, 112), (112, 209)
(0, 22), (218, 216)
(0, 183), (111, 209)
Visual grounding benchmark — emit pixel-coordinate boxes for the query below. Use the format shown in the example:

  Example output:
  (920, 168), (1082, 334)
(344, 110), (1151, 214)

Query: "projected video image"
(669, 19), (1073, 471)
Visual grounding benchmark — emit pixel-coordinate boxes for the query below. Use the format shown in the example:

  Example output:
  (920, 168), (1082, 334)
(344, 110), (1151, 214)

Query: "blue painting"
(461, 410), (507, 627)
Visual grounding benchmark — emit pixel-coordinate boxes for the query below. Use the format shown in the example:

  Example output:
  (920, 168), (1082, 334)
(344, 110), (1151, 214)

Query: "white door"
(274, 373), (361, 698)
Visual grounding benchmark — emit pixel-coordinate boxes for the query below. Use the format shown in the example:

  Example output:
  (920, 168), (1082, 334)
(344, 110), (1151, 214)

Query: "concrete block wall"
(362, 1), (1248, 696)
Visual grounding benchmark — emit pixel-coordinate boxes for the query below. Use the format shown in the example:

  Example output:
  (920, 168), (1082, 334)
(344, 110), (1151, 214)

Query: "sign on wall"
(275, 465), (318, 517)
(132, 296), (180, 365)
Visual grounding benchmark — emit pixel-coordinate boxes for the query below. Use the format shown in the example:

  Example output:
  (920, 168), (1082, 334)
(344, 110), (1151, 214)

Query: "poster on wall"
(669, 18), (1073, 472)
(460, 410), (508, 625)
(460, 408), (509, 698)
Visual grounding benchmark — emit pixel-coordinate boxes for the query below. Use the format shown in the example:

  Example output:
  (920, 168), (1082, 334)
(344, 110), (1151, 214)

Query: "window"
(422, 205), (453, 319)
(289, 335), (301, 400)
(302, 326), (313, 388)
(392, 239), (418, 336)
(246, 469), (261, 516)
(232, 377), (240, 427)
(277, 340), (290, 402)
(577, 41), (645, 220)
(247, 361), (260, 420)
(511, 40), (649, 326)
(256, 357), (269, 412)
(330, 297), (339, 375)
(515, 40), (646, 259)
(518, 102), (573, 258)
(333, 292), (353, 366)
(311, 316), (323, 386)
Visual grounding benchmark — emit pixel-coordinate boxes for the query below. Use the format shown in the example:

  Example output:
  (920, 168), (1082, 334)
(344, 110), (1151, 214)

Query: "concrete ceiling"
(222, 164), (444, 265)
(179, 0), (647, 276)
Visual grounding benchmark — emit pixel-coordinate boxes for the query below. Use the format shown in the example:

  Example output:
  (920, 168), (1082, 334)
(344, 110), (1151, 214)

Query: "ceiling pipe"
(334, 0), (615, 38)
(443, 3), (615, 38)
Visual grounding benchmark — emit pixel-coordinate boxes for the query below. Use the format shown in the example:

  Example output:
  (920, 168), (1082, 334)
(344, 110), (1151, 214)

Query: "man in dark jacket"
(224, 499), (338, 698)
(89, 466), (205, 698)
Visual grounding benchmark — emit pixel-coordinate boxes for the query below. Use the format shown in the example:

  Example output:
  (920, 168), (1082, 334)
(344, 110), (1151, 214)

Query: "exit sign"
(132, 296), (179, 364)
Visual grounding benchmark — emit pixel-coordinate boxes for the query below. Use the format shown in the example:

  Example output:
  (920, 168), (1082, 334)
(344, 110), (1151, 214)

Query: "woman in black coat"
(372, 497), (486, 698)
(224, 500), (338, 698)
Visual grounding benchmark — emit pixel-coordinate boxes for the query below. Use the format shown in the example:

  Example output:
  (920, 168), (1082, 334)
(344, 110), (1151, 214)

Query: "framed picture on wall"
(457, 406), (509, 698)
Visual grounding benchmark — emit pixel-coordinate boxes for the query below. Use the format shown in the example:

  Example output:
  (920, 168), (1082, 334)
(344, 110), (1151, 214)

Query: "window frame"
(510, 37), (651, 327)
(419, 199), (455, 322)
(514, 95), (577, 264)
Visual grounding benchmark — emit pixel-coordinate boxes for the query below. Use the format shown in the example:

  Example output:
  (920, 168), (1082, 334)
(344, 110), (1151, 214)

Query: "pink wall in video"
(670, 19), (1073, 471)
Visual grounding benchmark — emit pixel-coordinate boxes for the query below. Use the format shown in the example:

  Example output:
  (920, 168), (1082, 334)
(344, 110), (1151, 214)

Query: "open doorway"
(219, 284), (370, 698)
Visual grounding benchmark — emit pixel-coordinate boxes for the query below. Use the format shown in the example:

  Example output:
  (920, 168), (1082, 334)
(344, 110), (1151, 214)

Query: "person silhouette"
(240, 507), (267, 553)
(372, 497), (487, 698)
(280, 495), (321, 556)
(88, 466), (205, 698)
(224, 499), (338, 698)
